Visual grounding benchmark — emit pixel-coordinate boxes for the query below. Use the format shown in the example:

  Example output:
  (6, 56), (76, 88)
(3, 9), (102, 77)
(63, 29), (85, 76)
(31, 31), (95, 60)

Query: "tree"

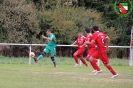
(77, 0), (133, 45)
(37, 7), (118, 44)
(0, 0), (39, 43)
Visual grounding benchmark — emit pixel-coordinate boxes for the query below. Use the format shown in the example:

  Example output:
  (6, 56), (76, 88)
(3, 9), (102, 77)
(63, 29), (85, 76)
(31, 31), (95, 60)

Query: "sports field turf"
(0, 56), (133, 88)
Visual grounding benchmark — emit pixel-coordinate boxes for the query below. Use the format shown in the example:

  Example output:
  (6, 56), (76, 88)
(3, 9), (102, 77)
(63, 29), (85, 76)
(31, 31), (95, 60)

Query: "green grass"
(0, 56), (133, 88)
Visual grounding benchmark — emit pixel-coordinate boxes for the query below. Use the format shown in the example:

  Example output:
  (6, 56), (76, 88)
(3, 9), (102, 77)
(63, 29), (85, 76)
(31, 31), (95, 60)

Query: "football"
(29, 52), (35, 57)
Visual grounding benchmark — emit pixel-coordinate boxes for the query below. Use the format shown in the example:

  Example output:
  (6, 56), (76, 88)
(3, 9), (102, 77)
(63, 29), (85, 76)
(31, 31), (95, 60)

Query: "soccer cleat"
(94, 70), (102, 75)
(111, 74), (118, 78)
(34, 57), (38, 63)
(74, 64), (79, 68)
(92, 70), (97, 73)
(96, 59), (100, 66)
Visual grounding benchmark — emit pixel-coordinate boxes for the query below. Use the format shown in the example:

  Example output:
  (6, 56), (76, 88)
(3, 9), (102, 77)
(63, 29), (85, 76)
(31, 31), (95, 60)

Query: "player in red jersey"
(82, 28), (100, 72)
(71, 31), (88, 67)
(85, 25), (118, 78)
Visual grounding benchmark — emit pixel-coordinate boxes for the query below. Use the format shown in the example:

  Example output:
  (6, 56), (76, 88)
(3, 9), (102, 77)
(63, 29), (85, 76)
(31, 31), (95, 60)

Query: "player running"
(34, 29), (57, 67)
(84, 25), (118, 78)
(81, 27), (100, 72)
(71, 31), (88, 67)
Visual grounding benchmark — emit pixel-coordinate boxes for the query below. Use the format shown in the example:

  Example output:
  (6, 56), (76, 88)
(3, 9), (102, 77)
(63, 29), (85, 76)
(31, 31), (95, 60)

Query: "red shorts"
(91, 50), (109, 64)
(86, 48), (96, 60)
(87, 48), (96, 56)
(76, 49), (84, 57)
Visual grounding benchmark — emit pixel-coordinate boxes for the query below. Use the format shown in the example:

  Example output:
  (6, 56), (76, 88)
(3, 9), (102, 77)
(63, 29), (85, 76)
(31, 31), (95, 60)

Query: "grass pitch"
(0, 56), (133, 88)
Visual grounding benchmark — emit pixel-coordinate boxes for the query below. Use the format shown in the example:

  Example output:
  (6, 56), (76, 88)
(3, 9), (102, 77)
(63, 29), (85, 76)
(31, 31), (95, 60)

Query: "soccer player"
(82, 27), (100, 72)
(34, 29), (57, 67)
(71, 31), (88, 67)
(85, 25), (118, 78)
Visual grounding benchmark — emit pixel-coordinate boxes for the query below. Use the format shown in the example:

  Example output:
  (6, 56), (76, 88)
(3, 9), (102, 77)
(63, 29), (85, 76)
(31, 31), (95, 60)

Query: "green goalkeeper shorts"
(43, 47), (56, 56)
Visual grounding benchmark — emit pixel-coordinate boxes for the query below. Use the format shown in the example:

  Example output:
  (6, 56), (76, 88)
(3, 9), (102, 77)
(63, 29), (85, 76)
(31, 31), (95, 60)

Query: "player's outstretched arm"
(42, 35), (52, 41)
(105, 36), (110, 51)
(71, 41), (77, 45)
(85, 40), (94, 45)
(80, 41), (94, 48)
(80, 40), (89, 48)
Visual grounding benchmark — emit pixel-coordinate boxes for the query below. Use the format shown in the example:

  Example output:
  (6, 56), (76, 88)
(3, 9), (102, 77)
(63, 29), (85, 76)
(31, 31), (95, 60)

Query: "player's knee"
(73, 53), (77, 57)
(41, 52), (46, 57)
(86, 58), (91, 62)
(104, 63), (110, 66)
(73, 54), (75, 57)
(79, 56), (82, 59)
(89, 56), (94, 62)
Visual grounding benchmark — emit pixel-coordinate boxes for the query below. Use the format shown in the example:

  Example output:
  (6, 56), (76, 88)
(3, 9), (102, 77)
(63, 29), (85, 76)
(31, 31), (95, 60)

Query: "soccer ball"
(29, 52), (35, 57)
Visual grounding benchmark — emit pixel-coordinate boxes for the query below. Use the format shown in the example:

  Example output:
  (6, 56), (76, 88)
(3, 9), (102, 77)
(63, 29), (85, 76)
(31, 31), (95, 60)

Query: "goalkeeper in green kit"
(34, 29), (57, 67)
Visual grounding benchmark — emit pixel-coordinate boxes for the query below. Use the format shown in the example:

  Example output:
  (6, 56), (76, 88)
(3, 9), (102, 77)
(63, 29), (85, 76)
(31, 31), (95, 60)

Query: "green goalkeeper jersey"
(46, 33), (56, 49)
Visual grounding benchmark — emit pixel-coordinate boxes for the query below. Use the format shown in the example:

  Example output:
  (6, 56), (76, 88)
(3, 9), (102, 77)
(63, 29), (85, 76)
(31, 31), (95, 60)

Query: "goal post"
(29, 45), (32, 65)
(129, 26), (133, 66)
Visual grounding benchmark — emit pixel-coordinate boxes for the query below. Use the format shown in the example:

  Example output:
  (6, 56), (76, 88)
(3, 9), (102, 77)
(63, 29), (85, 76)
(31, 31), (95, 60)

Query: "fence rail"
(0, 43), (132, 66)
(0, 43), (130, 48)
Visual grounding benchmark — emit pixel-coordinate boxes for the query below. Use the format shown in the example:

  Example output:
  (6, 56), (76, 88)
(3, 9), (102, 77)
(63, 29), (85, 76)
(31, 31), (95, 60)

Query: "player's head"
(92, 25), (99, 32)
(78, 30), (83, 37)
(85, 27), (90, 34)
(45, 29), (51, 36)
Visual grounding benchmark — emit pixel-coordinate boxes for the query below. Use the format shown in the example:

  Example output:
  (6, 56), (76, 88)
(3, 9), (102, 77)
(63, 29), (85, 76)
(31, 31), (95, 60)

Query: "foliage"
(37, 7), (118, 44)
(0, 0), (132, 57)
(0, 0), (122, 45)
(77, 0), (133, 45)
(0, 0), (39, 43)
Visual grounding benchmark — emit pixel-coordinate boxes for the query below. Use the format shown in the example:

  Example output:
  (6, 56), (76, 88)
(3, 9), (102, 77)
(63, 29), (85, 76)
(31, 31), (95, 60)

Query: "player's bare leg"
(73, 52), (79, 67)
(34, 52), (46, 63)
(86, 55), (96, 71)
(104, 63), (118, 78)
(92, 59), (100, 72)
(51, 56), (57, 68)
(79, 56), (88, 67)
(100, 54), (118, 78)
(91, 59), (100, 72)
(88, 56), (102, 75)
(86, 55), (100, 72)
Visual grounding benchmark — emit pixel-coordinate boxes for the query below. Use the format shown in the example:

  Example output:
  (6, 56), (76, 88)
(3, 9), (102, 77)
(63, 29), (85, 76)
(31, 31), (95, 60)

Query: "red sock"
(80, 58), (88, 66)
(74, 56), (79, 64)
(90, 62), (97, 70)
(94, 59), (98, 63)
(106, 65), (117, 75)
(90, 60), (100, 71)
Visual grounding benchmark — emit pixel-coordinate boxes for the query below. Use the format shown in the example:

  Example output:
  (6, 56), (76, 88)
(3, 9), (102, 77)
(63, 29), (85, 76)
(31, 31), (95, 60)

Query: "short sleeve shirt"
(85, 34), (96, 49)
(92, 31), (108, 53)
(76, 36), (86, 49)
(46, 33), (56, 49)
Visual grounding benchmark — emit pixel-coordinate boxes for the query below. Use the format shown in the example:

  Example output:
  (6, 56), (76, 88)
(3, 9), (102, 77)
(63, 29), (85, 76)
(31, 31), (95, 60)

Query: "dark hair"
(92, 25), (99, 31)
(46, 29), (51, 32)
(85, 27), (90, 33)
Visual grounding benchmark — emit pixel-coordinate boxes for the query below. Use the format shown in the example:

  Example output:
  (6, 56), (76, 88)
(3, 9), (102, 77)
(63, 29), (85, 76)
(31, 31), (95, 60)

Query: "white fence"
(0, 43), (132, 66)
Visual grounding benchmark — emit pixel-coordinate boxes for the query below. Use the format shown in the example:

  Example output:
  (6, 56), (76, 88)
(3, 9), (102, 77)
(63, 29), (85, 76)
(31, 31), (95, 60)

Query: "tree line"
(0, 0), (132, 58)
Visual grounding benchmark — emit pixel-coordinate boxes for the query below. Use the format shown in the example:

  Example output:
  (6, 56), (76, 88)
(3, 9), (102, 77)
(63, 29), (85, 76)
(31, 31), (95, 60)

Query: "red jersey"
(76, 36), (86, 49)
(85, 34), (96, 49)
(91, 31), (108, 53)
